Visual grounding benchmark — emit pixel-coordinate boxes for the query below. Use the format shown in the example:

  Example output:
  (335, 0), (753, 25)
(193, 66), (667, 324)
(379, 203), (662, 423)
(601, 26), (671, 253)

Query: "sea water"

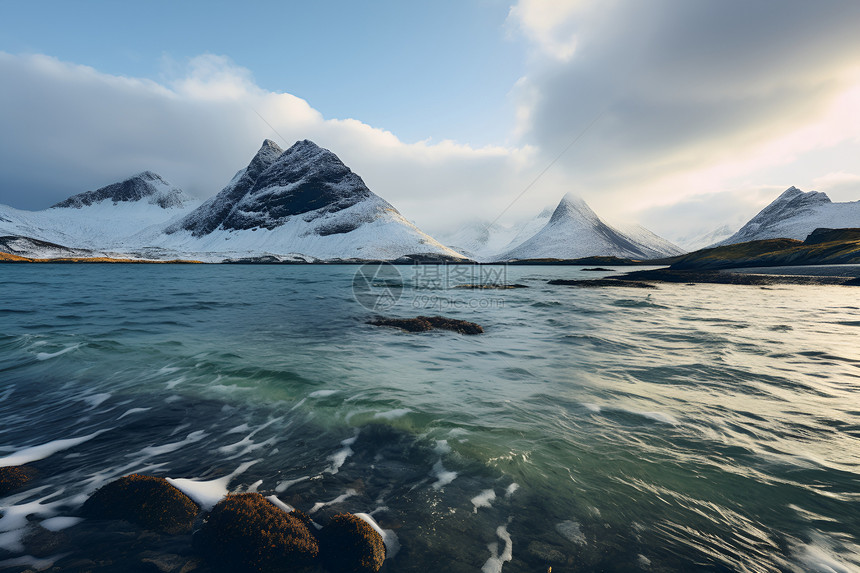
(0, 264), (858, 572)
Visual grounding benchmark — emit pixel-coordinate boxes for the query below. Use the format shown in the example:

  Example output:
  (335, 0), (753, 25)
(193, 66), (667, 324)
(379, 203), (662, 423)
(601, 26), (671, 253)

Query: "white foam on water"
(246, 480), (263, 493)
(117, 407), (152, 420)
(430, 459), (457, 490)
(35, 344), (80, 361)
(290, 398), (307, 411)
(39, 516), (83, 532)
(505, 483), (519, 498)
(167, 459), (258, 511)
(434, 440), (451, 454)
(309, 489), (357, 514)
(355, 512), (401, 559)
(275, 476), (309, 493)
(226, 423), (250, 434)
(138, 430), (206, 458)
(0, 554), (64, 571)
(635, 410), (680, 425)
(0, 530), (25, 553)
(789, 532), (860, 573)
(82, 393), (111, 409)
(165, 395), (182, 403)
(583, 403), (601, 413)
(374, 408), (411, 420)
(0, 491), (65, 551)
(309, 390), (337, 398)
(165, 376), (185, 390)
(266, 495), (294, 513)
(471, 489), (497, 513)
(481, 525), (513, 573)
(157, 366), (181, 375)
(788, 504), (840, 523)
(325, 433), (359, 475)
(0, 429), (108, 467)
(556, 520), (586, 545)
(637, 554), (652, 568)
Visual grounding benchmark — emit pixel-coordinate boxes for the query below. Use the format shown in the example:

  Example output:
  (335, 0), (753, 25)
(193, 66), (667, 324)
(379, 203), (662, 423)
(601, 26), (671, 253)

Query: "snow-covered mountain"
(495, 193), (684, 261)
(0, 140), (465, 262)
(716, 186), (860, 246)
(0, 172), (200, 251)
(149, 139), (464, 261)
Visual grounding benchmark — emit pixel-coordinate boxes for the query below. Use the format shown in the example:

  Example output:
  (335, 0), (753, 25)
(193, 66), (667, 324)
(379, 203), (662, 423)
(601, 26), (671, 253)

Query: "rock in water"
(319, 513), (386, 573)
(195, 493), (318, 573)
(369, 316), (484, 334)
(0, 465), (36, 495)
(81, 474), (199, 534)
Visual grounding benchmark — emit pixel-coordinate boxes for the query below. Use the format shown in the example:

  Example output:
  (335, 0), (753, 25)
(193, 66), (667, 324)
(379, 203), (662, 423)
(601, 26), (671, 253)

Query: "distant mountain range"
(2, 144), (858, 264)
(438, 194), (684, 261)
(0, 140), (463, 262)
(714, 186), (860, 246)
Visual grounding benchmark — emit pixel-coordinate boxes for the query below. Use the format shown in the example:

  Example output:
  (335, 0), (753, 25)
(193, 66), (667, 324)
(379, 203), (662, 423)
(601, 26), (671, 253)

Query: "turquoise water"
(1, 264), (859, 572)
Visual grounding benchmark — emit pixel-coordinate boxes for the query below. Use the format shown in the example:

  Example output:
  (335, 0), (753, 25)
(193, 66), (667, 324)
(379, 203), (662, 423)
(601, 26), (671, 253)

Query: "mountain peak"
(52, 172), (190, 209)
(716, 186), (853, 246)
(549, 193), (599, 224)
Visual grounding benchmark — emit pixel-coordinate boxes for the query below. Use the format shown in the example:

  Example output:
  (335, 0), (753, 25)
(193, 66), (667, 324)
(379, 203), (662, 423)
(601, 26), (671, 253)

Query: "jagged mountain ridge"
(496, 193), (684, 261)
(0, 173), (200, 251)
(716, 186), (860, 246)
(52, 171), (194, 209)
(170, 139), (284, 237)
(150, 139), (463, 261)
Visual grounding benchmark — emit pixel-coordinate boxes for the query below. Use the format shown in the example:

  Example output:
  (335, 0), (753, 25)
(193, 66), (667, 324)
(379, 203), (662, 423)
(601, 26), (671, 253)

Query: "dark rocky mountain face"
(170, 139), (380, 236)
(52, 171), (187, 209)
(171, 139), (283, 237)
(220, 140), (375, 231)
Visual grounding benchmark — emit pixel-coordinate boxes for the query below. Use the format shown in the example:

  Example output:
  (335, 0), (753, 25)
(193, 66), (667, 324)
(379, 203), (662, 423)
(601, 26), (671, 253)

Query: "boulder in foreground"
(195, 493), (318, 573)
(81, 474), (199, 533)
(320, 513), (386, 573)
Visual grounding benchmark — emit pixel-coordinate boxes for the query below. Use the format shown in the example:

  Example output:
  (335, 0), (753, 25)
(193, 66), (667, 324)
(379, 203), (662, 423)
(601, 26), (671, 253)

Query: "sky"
(1, 0), (859, 244)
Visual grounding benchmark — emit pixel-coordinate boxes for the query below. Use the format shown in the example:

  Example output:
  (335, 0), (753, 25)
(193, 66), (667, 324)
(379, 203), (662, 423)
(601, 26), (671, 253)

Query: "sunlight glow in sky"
(1, 0), (859, 242)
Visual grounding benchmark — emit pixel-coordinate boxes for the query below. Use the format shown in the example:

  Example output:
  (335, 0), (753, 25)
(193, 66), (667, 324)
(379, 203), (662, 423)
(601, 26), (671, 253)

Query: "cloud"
(0, 52), (537, 232)
(507, 0), (860, 228)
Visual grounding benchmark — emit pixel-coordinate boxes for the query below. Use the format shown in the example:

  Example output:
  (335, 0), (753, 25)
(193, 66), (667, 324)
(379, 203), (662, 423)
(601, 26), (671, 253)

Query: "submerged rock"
(81, 474), (199, 534)
(195, 493), (318, 573)
(319, 513), (386, 573)
(369, 316), (484, 334)
(0, 465), (36, 495)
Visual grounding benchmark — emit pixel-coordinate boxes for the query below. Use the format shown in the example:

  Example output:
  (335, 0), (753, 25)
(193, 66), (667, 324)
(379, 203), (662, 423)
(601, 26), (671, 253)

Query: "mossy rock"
(81, 474), (199, 533)
(0, 465), (36, 495)
(319, 513), (386, 573)
(196, 493), (319, 573)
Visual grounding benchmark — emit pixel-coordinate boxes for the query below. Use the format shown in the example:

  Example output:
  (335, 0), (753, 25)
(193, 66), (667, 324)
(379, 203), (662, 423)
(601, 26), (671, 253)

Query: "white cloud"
(0, 52), (539, 232)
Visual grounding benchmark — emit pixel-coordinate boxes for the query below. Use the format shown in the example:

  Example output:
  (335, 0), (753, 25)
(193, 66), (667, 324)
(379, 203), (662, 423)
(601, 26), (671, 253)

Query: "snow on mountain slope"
(496, 193), (684, 261)
(716, 186), (860, 246)
(150, 139), (465, 261)
(0, 172), (199, 251)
